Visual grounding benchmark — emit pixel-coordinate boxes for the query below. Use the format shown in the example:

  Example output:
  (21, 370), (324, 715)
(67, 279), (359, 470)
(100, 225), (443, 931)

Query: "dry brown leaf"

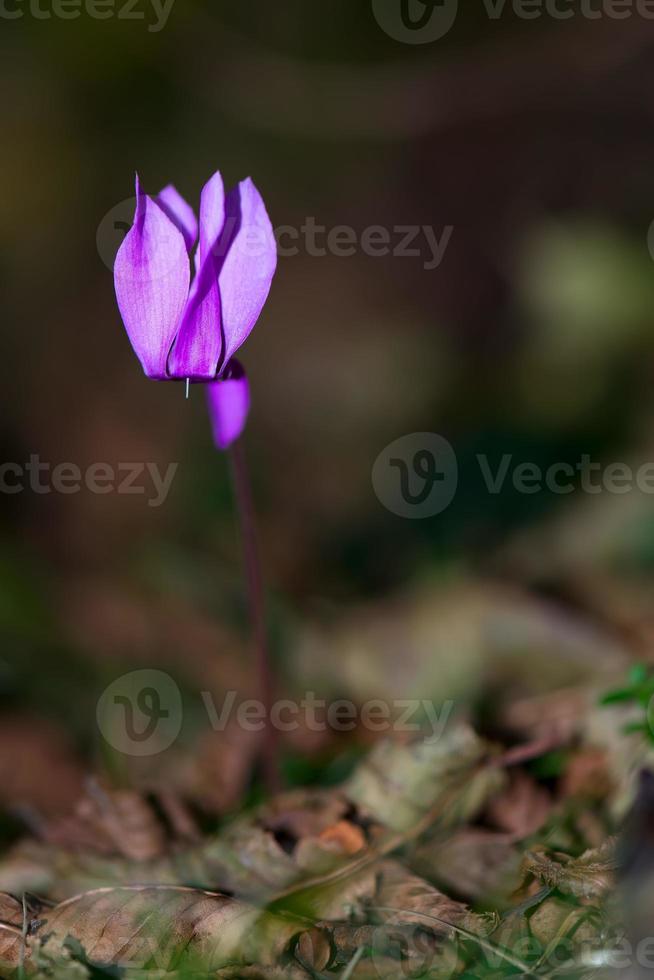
(528, 896), (598, 947)
(0, 716), (84, 818)
(295, 829), (367, 877)
(38, 783), (168, 864)
(257, 791), (367, 878)
(0, 739), (502, 907)
(78, 784), (167, 861)
(345, 726), (501, 832)
(486, 771), (552, 840)
(156, 791), (201, 843)
(0, 806), (312, 907)
(373, 859), (472, 933)
(259, 790), (353, 842)
(561, 748), (612, 800)
(413, 828), (522, 902)
(0, 895), (25, 973)
(2, 885), (331, 974)
(0, 838), (148, 900)
(500, 688), (587, 743)
(0, 921), (24, 973)
(319, 820), (366, 855)
(166, 723), (261, 815)
(0, 894), (42, 974)
(0, 894), (25, 929)
(524, 839), (617, 900)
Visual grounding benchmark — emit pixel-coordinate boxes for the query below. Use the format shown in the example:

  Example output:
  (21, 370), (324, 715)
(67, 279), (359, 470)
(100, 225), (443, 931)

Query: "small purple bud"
(206, 359), (250, 450)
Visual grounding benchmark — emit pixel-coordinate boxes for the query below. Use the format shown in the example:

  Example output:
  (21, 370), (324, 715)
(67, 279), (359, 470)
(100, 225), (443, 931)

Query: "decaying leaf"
(66, 783), (167, 862)
(528, 896), (598, 948)
(0, 917), (25, 972)
(0, 716), (85, 819)
(0, 886), (332, 977)
(0, 737), (503, 906)
(0, 838), (179, 902)
(0, 894), (27, 929)
(412, 828), (522, 902)
(162, 724), (261, 817)
(524, 839), (617, 900)
(257, 790), (367, 876)
(345, 726), (503, 831)
(318, 820), (366, 854)
(485, 770), (552, 840)
(561, 748), (613, 800)
(372, 859), (474, 932)
(0, 800), (334, 901)
(0, 707), (632, 980)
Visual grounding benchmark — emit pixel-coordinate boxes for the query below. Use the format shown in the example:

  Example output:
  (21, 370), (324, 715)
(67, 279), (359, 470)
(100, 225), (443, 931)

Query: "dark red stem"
(229, 439), (281, 793)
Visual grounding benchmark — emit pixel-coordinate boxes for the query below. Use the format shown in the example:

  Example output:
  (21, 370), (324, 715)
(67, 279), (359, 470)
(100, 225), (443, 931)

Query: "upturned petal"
(167, 171), (226, 380)
(114, 175), (191, 379)
(218, 178), (277, 366)
(198, 169), (228, 263)
(206, 359), (250, 450)
(155, 184), (198, 252)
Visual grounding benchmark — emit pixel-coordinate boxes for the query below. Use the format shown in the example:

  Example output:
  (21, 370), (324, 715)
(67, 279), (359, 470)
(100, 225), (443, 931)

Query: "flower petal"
(206, 359), (250, 450)
(218, 178), (277, 366)
(167, 171), (226, 380)
(114, 175), (190, 379)
(198, 169), (227, 261)
(155, 184), (198, 253)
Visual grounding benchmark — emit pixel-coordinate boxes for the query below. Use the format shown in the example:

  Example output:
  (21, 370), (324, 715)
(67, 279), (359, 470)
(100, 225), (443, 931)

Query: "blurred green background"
(2, 0), (654, 820)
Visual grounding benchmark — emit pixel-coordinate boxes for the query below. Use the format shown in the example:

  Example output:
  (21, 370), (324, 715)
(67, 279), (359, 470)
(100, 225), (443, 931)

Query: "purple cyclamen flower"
(114, 170), (276, 448)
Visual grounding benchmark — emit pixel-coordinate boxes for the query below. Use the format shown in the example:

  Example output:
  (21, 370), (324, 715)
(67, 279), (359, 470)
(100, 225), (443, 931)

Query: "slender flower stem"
(229, 439), (281, 793)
